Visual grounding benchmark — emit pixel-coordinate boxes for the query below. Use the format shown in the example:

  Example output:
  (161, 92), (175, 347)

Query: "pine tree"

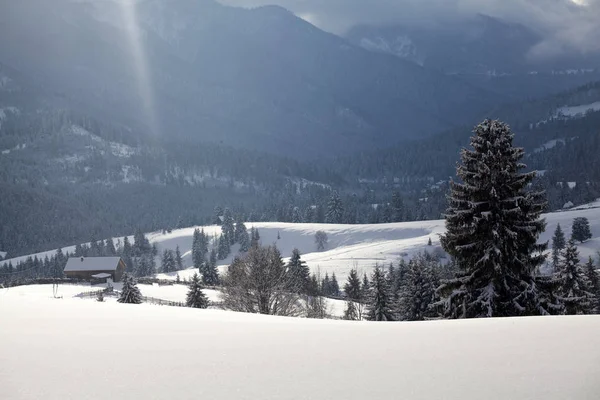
(234, 221), (247, 244)
(439, 119), (547, 318)
(105, 239), (117, 256)
(217, 233), (230, 260)
(322, 273), (331, 296)
(366, 266), (395, 321)
(292, 207), (303, 223)
(175, 246), (183, 270)
(391, 191), (404, 222)
(118, 274), (142, 304)
(344, 269), (362, 301)
(239, 228), (250, 253)
(583, 257), (600, 313)
(122, 236), (133, 272)
(326, 191), (344, 224)
(571, 217), (593, 243)
(161, 249), (176, 273)
(329, 272), (340, 297)
(202, 257), (220, 286)
(222, 208), (235, 245)
(343, 300), (359, 320)
(192, 228), (203, 268)
(213, 206), (223, 225)
(556, 240), (594, 315)
(552, 224), (566, 270)
(186, 273), (209, 308)
(250, 227), (260, 248)
(209, 248), (217, 272)
(287, 249), (310, 293)
(427, 237), (432, 246)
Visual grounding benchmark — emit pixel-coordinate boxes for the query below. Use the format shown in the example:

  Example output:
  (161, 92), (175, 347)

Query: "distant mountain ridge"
(0, 0), (500, 158)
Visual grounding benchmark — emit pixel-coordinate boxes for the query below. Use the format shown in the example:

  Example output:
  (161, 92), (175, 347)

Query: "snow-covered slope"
(1, 294), (599, 400)
(3, 200), (600, 282)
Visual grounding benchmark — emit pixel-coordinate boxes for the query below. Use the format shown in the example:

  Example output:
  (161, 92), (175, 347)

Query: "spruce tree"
(217, 234), (230, 260)
(344, 269), (362, 301)
(222, 208), (235, 245)
(175, 246), (183, 270)
(391, 191), (404, 222)
(161, 249), (176, 273)
(583, 257), (600, 313)
(439, 119), (547, 318)
(551, 224), (566, 271)
(571, 217), (592, 243)
(122, 236), (133, 272)
(556, 240), (594, 315)
(287, 249), (310, 293)
(322, 273), (331, 296)
(118, 274), (142, 304)
(192, 228), (209, 269)
(292, 207), (303, 223)
(105, 239), (117, 256)
(330, 272), (340, 297)
(343, 300), (359, 320)
(186, 273), (209, 308)
(234, 221), (247, 244)
(366, 266), (395, 321)
(326, 191), (344, 224)
(239, 228), (250, 253)
(202, 258), (220, 286)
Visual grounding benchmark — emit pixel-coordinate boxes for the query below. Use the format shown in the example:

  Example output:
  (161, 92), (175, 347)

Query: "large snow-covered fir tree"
(366, 265), (395, 321)
(186, 273), (209, 309)
(551, 224), (566, 271)
(118, 274), (142, 304)
(439, 119), (548, 318)
(555, 240), (594, 315)
(326, 191), (344, 224)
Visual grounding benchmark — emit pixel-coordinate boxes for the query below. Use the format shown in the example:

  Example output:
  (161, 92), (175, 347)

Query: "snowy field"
(3, 199), (600, 284)
(1, 293), (599, 400)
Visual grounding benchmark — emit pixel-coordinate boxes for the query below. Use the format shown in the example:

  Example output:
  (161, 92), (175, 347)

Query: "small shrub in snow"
(315, 231), (328, 251)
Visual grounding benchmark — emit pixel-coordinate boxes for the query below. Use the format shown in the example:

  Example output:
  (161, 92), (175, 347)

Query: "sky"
(219, 0), (600, 57)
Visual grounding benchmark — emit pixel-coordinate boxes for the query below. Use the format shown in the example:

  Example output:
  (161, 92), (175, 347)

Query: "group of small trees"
(550, 222), (599, 314)
(346, 253), (443, 322)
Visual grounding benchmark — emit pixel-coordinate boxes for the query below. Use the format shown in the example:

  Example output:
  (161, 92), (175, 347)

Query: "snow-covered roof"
(64, 257), (122, 272)
(91, 273), (112, 279)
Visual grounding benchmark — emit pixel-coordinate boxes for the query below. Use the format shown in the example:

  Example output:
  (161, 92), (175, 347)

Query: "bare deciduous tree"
(315, 231), (328, 251)
(220, 245), (303, 316)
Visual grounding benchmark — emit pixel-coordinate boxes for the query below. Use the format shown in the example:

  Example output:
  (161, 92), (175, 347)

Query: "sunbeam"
(118, 0), (159, 135)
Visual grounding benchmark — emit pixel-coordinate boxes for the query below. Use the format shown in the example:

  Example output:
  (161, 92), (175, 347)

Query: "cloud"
(219, 0), (600, 57)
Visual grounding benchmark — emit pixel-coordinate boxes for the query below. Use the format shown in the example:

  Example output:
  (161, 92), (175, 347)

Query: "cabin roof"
(64, 257), (122, 272)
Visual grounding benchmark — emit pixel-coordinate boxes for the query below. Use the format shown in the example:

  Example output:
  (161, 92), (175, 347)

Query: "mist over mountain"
(1, 0), (599, 258)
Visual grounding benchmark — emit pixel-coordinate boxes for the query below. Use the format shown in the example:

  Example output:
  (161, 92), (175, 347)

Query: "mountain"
(347, 14), (600, 100)
(0, 0), (499, 158)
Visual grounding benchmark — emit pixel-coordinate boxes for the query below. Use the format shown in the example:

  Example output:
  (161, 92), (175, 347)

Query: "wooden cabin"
(63, 257), (126, 282)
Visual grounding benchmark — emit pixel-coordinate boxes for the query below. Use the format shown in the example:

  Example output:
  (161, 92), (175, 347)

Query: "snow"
(534, 138), (565, 153)
(0, 251), (6, 259)
(567, 181), (577, 189)
(557, 101), (600, 117)
(1, 292), (599, 400)
(4, 199), (600, 283)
